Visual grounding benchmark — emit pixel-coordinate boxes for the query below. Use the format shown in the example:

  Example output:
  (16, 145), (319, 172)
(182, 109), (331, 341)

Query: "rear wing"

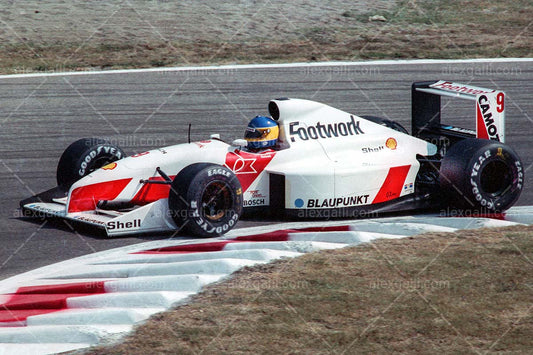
(412, 80), (505, 143)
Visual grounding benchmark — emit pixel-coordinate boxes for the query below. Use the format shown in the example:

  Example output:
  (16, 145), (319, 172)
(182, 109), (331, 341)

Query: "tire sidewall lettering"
(77, 145), (123, 176)
(468, 145), (519, 210)
(207, 168), (231, 178)
(57, 138), (125, 188)
(169, 164), (243, 237)
(515, 160), (524, 190)
(192, 206), (239, 236)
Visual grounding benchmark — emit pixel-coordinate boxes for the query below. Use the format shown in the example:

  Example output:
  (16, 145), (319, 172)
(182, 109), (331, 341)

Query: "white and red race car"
(21, 80), (524, 237)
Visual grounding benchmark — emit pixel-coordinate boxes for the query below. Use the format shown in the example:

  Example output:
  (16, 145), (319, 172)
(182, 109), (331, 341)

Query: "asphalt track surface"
(0, 60), (531, 281)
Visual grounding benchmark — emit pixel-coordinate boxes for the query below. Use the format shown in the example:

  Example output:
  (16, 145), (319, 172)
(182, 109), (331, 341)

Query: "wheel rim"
(201, 181), (233, 222)
(480, 160), (512, 197)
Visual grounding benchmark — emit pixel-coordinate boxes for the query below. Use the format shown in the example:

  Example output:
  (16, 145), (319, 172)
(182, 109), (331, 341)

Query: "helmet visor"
(245, 127), (271, 139)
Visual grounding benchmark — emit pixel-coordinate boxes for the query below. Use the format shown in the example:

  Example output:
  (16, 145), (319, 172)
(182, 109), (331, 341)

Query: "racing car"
(20, 80), (524, 237)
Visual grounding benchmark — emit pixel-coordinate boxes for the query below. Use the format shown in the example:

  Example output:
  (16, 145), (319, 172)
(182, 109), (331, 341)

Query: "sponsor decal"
(243, 199), (266, 207)
(194, 140), (211, 148)
(362, 145), (384, 153)
(243, 190), (268, 207)
(385, 191), (398, 199)
(430, 81), (494, 95)
(477, 94), (502, 141)
(107, 219), (142, 230)
(306, 195), (370, 208)
(74, 216), (107, 226)
(403, 182), (414, 194)
(131, 151), (150, 158)
(289, 115), (364, 142)
(227, 155), (257, 174)
(248, 190), (266, 199)
(386, 137), (397, 150)
(225, 150), (276, 191)
(25, 204), (61, 217)
(102, 162), (117, 170)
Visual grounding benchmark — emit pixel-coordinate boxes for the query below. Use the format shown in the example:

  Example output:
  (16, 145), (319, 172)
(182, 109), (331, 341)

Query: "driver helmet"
(244, 115), (279, 149)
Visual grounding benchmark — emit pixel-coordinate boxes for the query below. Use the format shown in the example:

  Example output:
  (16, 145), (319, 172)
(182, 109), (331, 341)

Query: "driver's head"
(244, 115), (279, 149)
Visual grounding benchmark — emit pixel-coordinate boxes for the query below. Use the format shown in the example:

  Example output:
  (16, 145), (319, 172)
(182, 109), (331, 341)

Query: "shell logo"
(102, 162), (118, 170)
(386, 137), (397, 150)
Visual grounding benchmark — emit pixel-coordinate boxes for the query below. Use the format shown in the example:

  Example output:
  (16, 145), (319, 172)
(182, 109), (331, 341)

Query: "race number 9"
(496, 92), (504, 113)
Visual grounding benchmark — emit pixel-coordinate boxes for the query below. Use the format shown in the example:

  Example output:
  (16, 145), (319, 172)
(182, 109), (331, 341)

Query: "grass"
(84, 224), (533, 354)
(0, 0), (531, 74)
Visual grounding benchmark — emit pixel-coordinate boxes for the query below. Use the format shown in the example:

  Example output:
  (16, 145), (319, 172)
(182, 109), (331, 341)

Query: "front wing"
(22, 198), (178, 237)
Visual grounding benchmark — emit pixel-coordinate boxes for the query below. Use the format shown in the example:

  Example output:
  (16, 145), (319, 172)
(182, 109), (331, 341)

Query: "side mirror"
(231, 139), (248, 148)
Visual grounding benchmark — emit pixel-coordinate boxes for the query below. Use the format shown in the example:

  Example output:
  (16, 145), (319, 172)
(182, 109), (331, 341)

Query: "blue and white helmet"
(244, 115), (279, 149)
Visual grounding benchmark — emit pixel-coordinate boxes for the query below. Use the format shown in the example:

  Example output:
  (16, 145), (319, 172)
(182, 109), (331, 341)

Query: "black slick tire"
(440, 138), (523, 213)
(56, 138), (125, 189)
(168, 163), (243, 237)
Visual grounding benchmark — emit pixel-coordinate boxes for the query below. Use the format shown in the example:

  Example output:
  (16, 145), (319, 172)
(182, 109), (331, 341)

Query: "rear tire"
(168, 164), (243, 237)
(57, 138), (125, 189)
(440, 138), (523, 212)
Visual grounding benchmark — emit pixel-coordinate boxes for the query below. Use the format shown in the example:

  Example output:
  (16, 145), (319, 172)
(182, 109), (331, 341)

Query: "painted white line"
(0, 58), (531, 79)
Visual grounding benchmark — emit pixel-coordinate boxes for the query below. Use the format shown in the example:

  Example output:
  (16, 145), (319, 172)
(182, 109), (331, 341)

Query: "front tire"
(440, 138), (523, 212)
(168, 164), (243, 237)
(57, 138), (125, 189)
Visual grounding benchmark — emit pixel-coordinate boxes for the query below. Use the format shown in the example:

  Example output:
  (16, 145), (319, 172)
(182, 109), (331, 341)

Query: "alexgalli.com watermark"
(297, 208), (379, 219)
(156, 67), (237, 77)
(303, 65), (381, 77)
(223, 279), (311, 290)
(370, 279), (450, 291)
(439, 207), (500, 217)
(441, 64), (522, 77)
(98, 135), (167, 148)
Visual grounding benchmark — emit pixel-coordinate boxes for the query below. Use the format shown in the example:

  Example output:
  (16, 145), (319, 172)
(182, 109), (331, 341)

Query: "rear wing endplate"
(412, 80), (505, 142)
